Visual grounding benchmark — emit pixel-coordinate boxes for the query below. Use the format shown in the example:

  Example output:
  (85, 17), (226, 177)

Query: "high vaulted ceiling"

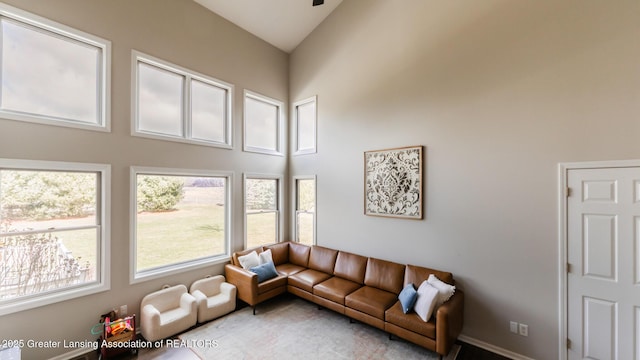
(194, 0), (343, 53)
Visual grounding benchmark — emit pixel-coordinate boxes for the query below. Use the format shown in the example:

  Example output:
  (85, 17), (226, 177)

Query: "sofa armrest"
(435, 289), (464, 355)
(219, 281), (236, 299)
(141, 304), (161, 331)
(180, 292), (197, 313)
(224, 264), (259, 306)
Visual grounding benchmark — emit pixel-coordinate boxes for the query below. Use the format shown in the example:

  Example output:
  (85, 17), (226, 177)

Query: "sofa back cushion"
(232, 246), (264, 267)
(404, 264), (454, 286)
(289, 242), (311, 267)
(264, 242), (290, 266)
(364, 258), (405, 294)
(308, 246), (339, 274)
(333, 251), (367, 284)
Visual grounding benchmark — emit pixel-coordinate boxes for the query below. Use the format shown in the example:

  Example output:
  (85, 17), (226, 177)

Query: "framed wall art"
(364, 146), (423, 219)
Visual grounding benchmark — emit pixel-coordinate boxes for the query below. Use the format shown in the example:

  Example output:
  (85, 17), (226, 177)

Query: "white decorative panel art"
(583, 214), (618, 280)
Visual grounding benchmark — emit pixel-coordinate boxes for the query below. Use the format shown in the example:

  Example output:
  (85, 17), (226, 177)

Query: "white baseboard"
(458, 335), (536, 360)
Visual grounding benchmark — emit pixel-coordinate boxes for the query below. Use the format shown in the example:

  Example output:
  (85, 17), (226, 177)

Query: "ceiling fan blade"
(313, 0), (324, 6)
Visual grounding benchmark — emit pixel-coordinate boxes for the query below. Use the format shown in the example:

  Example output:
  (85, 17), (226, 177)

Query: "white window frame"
(0, 2), (111, 131)
(0, 158), (110, 316)
(292, 175), (316, 245)
(130, 166), (232, 283)
(292, 96), (317, 155)
(131, 51), (233, 148)
(243, 173), (283, 249)
(243, 90), (284, 156)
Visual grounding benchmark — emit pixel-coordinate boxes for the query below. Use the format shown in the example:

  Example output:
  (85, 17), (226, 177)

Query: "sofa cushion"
(333, 251), (367, 284)
(288, 269), (332, 293)
(232, 246), (264, 267)
(345, 286), (398, 320)
(364, 258), (405, 295)
(289, 242), (311, 267)
(414, 280), (438, 322)
(398, 283), (418, 314)
(264, 242), (289, 265)
(313, 277), (361, 305)
(427, 274), (456, 308)
(238, 251), (260, 270)
(404, 264), (454, 288)
(308, 246), (339, 274)
(257, 274), (287, 295)
(275, 263), (306, 277)
(250, 261), (278, 283)
(385, 301), (436, 339)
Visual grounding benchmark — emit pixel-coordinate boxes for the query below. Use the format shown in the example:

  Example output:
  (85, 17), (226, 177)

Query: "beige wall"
(0, 1), (288, 359)
(290, 0), (640, 359)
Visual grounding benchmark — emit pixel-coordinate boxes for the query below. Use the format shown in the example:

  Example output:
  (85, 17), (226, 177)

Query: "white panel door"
(568, 167), (640, 360)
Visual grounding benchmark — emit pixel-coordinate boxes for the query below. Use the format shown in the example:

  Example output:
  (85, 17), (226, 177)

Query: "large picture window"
(133, 52), (232, 148)
(244, 175), (281, 249)
(294, 176), (316, 246)
(243, 90), (284, 156)
(131, 167), (231, 282)
(0, 159), (110, 315)
(0, 3), (110, 131)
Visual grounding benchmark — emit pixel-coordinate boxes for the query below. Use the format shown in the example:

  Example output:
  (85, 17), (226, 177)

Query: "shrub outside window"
(244, 175), (281, 249)
(0, 3), (110, 131)
(0, 159), (110, 315)
(131, 167), (231, 282)
(133, 52), (232, 148)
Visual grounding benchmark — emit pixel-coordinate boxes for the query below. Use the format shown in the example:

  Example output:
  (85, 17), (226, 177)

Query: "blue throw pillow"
(250, 261), (278, 283)
(398, 283), (418, 314)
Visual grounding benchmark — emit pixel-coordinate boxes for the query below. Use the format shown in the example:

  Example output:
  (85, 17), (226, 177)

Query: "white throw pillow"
(238, 251), (260, 270)
(413, 280), (439, 322)
(259, 249), (273, 265)
(427, 274), (456, 308)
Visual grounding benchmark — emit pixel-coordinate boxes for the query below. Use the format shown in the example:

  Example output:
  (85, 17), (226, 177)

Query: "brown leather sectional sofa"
(224, 241), (464, 358)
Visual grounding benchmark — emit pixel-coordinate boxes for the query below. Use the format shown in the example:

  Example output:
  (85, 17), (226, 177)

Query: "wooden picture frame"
(364, 146), (423, 219)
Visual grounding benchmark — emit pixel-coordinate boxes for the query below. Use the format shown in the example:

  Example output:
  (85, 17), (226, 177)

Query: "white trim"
(243, 173), (284, 248)
(129, 166), (233, 284)
(292, 95), (317, 155)
(292, 175), (316, 245)
(557, 158), (640, 360)
(458, 335), (535, 360)
(131, 50), (233, 149)
(0, 158), (110, 316)
(0, 2), (111, 132)
(243, 89), (285, 156)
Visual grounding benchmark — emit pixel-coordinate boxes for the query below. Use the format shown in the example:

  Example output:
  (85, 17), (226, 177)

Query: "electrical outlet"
(120, 304), (128, 317)
(518, 323), (528, 337)
(510, 321), (518, 334)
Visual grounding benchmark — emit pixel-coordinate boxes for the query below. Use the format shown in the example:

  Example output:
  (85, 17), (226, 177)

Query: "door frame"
(558, 159), (640, 360)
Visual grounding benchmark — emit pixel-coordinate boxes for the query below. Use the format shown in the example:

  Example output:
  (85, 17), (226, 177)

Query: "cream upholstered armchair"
(140, 284), (197, 342)
(190, 275), (236, 323)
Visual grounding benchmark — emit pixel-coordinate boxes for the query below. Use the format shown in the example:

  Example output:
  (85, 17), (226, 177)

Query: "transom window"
(293, 96), (317, 155)
(0, 159), (110, 315)
(131, 167), (231, 282)
(244, 175), (281, 249)
(0, 3), (111, 131)
(133, 52), (232, 148)
(243, 90), (284, 156)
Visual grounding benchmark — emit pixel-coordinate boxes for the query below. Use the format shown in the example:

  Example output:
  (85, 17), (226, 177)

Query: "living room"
(0, 1), (638, 359)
